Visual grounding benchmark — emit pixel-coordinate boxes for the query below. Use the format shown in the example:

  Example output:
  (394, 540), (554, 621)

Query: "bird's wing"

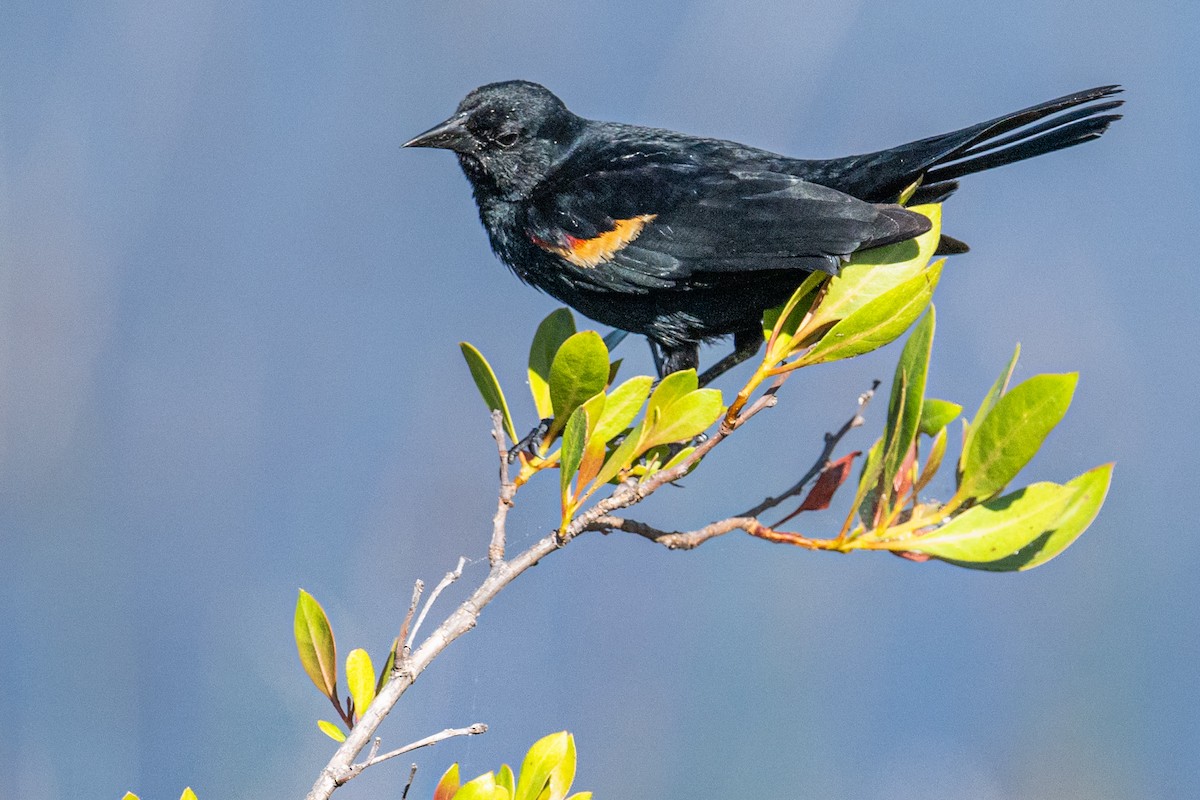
(523, 159), (930, 291)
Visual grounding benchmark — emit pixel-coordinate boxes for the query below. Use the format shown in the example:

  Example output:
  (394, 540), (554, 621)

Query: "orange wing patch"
(536, 214), (657, 268)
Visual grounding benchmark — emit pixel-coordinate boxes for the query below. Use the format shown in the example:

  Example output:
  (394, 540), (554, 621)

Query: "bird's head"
(404, 81), (584, 200)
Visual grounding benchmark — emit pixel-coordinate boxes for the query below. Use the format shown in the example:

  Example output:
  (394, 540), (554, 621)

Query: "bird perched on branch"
(405, 81), (1122, 382)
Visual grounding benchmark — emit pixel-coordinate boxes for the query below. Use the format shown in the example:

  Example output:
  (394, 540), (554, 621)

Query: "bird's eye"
(495, 130), (520, 148)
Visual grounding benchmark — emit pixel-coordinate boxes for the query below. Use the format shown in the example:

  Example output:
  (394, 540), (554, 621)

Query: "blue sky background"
(2, 1), (1197, 798)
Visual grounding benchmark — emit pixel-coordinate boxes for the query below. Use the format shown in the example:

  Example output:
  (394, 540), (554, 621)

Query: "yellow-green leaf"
(376, 639), (396, 694)
(593, 376), (652, 445)
(295, 589), (337, 699)
(548, 332), (609, 426)
(919, 398), (962, 437)
(641, 389), (724, 450)
(805, 204), (941, 331)
(434, 763), (461, 800)
(514, 732), (571, 800)
(529, 309), (577, 420)
(180, 788), (198, 800)
(345, 648), (375, 720)
(318, 719), (346, 742)
(762, 270), (826, 360)
(962, 343), (1020, 467)
(560, 405), (589, 497)
(1016, 463), (1113, 570)
(959, 373), (1077, 500)
(455, 772), (510, 800)
(497, 764), (517, 798)
(884, 481), (1077, 567)
(123, 794), (140, 800)
(460, 342), (518, 443)
(882, 307), (935, 489)
(797, 261), (942, 367)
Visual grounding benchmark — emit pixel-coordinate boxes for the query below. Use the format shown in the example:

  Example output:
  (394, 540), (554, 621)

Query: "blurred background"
(2, 1), (1196, 798)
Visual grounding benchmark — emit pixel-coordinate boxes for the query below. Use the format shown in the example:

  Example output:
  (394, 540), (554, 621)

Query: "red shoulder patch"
(532, 214), (657, 268)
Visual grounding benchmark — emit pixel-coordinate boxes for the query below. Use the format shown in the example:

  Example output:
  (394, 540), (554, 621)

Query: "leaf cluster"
(433, 732), (590, 800)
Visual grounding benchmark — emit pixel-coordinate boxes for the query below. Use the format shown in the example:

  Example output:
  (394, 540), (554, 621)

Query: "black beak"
(403, 114), (475, 152)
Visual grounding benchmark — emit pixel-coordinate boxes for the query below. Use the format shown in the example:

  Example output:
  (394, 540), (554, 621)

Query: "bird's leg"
(507, 417), (553, 464)
(650, 341), (700, 381)
(697, 327), (764, 386)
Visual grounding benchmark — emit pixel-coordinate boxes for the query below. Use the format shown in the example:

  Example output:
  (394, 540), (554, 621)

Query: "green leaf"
(529, 309), (577, 419)
(460, 343), (518, 443)
(434, 763), (461, 800)
(545, 733), (578, 800)
(560, 405), (589, 497)
(592, 376), (653, 445)
(590, 422), (645, 488)
(796, 261), (942, 367)
(853, 437), (886, 528)
(548, 332), (610, 425)
(497, 764), (517, 797)
(645, 369), (697, 422)
(376, 639), (396, 694)
(564, 795), (593, 800)
(641, 389), (724, 450)
(762, 270), (826, 359)
(456, 772), (510, 800)
(959, 373), (1078, 500)
(882, 307), (935, 489)
(805, 204), (941, 331)
(962, 344), (1020, 465)
(180, 790), (198, 800)
(919, 398), (962, 436)
(913, 426), (948, 496)
(345, 648), (375, 719)
(514, 732), (571, 800)
(884, 481), (1078, 569)
(1016, 463), (1113, 570)
(295, 589), (337, 699)
(123, 794), (140, 800)
(318, 719), (346, 742)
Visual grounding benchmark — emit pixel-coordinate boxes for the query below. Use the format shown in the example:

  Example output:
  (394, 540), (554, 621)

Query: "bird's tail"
(814, 86), (1124, 204)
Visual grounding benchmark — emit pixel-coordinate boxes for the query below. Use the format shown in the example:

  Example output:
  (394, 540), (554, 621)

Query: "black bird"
(405, 81), (1121, 382)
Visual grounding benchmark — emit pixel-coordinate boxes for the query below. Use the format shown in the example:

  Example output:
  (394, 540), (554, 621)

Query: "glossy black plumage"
(405, 81), (1122, 380)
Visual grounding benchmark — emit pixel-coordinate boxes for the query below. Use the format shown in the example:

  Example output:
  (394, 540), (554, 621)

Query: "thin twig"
(490, 410), (516, 567)
(334, 725), (487, 785)
(406, 557), (466, 652)
(355, 724), (488, 771)
(397, 580), (424, 659)
(401, 764), (418, 800)
(742, 379), (878, 519)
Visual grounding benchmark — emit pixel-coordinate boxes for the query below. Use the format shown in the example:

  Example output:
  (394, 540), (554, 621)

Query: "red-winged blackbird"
(405, 81), (1121, 382)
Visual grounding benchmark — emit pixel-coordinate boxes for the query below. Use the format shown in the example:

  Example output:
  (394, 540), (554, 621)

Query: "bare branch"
(401, 764), (418, 800)
(490, 410), (516, 567)
(407, 557), (466, 652)
(333, 725), (487, 785)
(742, 379), (878, 519)
(397, 580), (424, 659)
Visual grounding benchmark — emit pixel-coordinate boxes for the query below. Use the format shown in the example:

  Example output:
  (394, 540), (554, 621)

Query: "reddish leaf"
(893, 550), (932, 562)
(778, 451), (860, 525)
(892, 442), (918, 497)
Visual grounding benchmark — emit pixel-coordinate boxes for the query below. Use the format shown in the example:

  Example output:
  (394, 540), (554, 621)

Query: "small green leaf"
(560, 405), (589, 497)
(641, 389), (724, 450)
(529, 309), (577, 420)
(762, 270), (826, 359)
(545, 732), (578, 800)
(295, 589), (338, 699)
(882, 307), (935, 490)
(345, 648), (375, 720)
(913, 426), (948, 496)
(797, 261), (942, 367)
(805, 204), (941, 331)
(456, 772), (510, 800)
(645, 368), (697, 422)
(180, 788), (198, 800)
(497, 764), (517, 797)
(514, 732), (571, 800)
(590, 422), (645, 488)
(548, 332), (610, 425)
(376, 639), (396, 694)
(884, 481), (1078, 569)
(962, 344), (1020, 464)
(919, 398), (962, 436)
(318, 719), (346, 742)
(853, 437), (886, 528)
(1016, 463), (1113, 570)
(460, 343), (518, 443)
(434, 763), (461, 800)
(959, 373), (1078, 500)
(592, 376), (653, 445)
